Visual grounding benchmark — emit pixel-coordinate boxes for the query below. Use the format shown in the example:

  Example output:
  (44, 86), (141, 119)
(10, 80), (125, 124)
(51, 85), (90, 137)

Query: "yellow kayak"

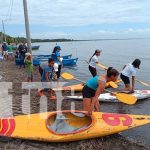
(0, 110), (150, 142)
(53, 80), (122, 92)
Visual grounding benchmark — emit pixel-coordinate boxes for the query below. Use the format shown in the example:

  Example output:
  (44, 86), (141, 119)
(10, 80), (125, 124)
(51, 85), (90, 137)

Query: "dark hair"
(52, 46), (61, 53)
(52, 47), (58, 53)
(48, 58), (54, 63)
(107, 67), (119, 78)
(132, 59), (141, 68)
(89, 49), (101, 62)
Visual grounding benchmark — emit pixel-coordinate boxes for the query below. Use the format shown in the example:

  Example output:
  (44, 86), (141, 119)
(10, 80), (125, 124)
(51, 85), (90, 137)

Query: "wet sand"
(0, 60), (148, 150)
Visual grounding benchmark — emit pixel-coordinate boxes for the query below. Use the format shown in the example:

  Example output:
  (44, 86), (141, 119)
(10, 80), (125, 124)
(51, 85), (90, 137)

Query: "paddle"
(61, 72), (118, 89)
(61, 72), (84, 83)
(97, 63), (149, 87)
(104, 89), (137, 105)
(61, 72), (137, 105)
(83, 60), (118, 88)
(97, 63), (108, 70)
(109, 81), (118, 88)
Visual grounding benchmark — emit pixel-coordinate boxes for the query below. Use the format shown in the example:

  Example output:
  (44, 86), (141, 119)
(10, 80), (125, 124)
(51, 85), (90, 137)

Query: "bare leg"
(94, 99), (100, 112)
(83, 98), (92, 112)
(116, 84), (131, 93)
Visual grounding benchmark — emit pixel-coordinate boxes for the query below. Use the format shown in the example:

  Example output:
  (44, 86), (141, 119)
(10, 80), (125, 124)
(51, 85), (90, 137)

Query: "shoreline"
(0, 60), (148, 150)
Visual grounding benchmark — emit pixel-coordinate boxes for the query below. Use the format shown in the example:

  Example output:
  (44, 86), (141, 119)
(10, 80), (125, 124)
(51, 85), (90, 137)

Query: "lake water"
(33, 39), (150, 147)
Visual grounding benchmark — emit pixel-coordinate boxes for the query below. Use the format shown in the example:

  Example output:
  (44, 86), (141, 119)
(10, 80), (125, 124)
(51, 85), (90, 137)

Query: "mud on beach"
(0, 60), (148, 150)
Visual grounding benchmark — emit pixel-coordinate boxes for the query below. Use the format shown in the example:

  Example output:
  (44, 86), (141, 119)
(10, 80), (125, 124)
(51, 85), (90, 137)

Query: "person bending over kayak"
(120, 59), (141, 92)
(51, 46), (63, 79)
(39, 61), (59, 79)
(82, 67), (119, 115)
(39, 58), (57, 99)
(89, 49), (102, 77)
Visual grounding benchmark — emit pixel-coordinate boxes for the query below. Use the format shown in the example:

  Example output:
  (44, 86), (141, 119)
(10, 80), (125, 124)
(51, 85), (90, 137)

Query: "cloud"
(124, 28), (150, 33)
(0, 0), (150, 26)
(1, 0), (150, 39)
(96, 30), (116, 34)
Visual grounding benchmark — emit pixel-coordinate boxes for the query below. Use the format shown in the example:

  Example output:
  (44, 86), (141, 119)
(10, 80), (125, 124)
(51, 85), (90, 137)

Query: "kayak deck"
(1, 111), (150, 142)
(66, 90), (150, 102)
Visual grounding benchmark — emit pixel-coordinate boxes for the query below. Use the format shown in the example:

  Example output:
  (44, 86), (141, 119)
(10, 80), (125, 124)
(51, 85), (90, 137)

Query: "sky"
(0, 0), (150, 40)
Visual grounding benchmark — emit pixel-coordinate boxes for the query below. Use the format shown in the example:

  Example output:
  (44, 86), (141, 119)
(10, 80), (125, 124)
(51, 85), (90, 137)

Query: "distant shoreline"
(32, 37), (150, 43)
(0, 32), (150, 43)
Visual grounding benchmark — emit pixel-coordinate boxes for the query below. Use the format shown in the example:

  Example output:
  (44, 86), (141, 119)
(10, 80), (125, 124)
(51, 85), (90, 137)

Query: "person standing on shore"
(1, 42), (8, 60)
(24, 52), (33, 82)
(18, 43), (28, 68)
(7, 44), (13, 61)
(51, 45), (63, 79)
(89, 49), (102, 77)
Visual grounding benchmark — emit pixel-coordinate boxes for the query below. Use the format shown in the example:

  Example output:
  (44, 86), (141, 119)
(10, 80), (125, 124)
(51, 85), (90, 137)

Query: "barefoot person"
(24, 53), (33, 82)
(120, 59), (141, 92)
(89, 49), (102, 77)
(1, 42), (8, 60)
(82, 67), (119, 115)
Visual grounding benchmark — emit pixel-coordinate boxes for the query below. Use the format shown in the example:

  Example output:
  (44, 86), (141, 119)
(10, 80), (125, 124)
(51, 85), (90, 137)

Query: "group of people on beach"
(0, 42), (34, 82)
(36, 46), (141, 114)
(82, 49), (141, 114)
(1, 42), (28, 66)
(0, 42), (15, 61)
(0, 43), (142, 114)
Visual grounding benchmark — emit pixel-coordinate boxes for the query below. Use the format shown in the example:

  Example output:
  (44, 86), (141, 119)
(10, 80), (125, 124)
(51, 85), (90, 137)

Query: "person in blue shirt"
(51, 46), (62, 79)
(82, 67), (119, 115)
(39, 58), (57, 99)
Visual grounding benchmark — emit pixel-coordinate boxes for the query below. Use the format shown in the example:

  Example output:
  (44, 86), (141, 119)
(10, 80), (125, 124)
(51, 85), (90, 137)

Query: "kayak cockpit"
(46, 111), (92, 135)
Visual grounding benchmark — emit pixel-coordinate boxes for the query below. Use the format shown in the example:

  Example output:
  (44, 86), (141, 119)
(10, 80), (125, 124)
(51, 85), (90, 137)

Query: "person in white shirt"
(120, 59), (141, 92)
(89, 49), (102, 77)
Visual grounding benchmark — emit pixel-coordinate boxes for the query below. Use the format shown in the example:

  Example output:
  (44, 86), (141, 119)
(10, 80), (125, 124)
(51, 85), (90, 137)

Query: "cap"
(55, 45), (61, 50)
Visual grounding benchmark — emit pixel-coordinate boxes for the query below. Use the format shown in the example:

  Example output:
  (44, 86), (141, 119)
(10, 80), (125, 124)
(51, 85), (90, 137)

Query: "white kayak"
(66, 90), (150, 103)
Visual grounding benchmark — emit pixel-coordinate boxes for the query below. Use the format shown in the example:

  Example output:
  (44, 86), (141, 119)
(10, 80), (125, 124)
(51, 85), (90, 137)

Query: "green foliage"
(0, 32), (74, 44)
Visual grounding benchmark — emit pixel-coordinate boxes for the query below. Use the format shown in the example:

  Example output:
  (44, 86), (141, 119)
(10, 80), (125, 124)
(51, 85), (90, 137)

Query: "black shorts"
(89, 65), (97, 77)
(82, 85), (96, 98)
(120, 73), (130, 84)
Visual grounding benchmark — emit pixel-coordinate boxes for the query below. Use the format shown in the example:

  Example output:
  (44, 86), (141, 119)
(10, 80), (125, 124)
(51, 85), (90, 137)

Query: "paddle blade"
(109, 81), (118, 88)
(61, 72), (75, 80)
(116, 93), (137, 105)
(116, 79), (122, 84)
